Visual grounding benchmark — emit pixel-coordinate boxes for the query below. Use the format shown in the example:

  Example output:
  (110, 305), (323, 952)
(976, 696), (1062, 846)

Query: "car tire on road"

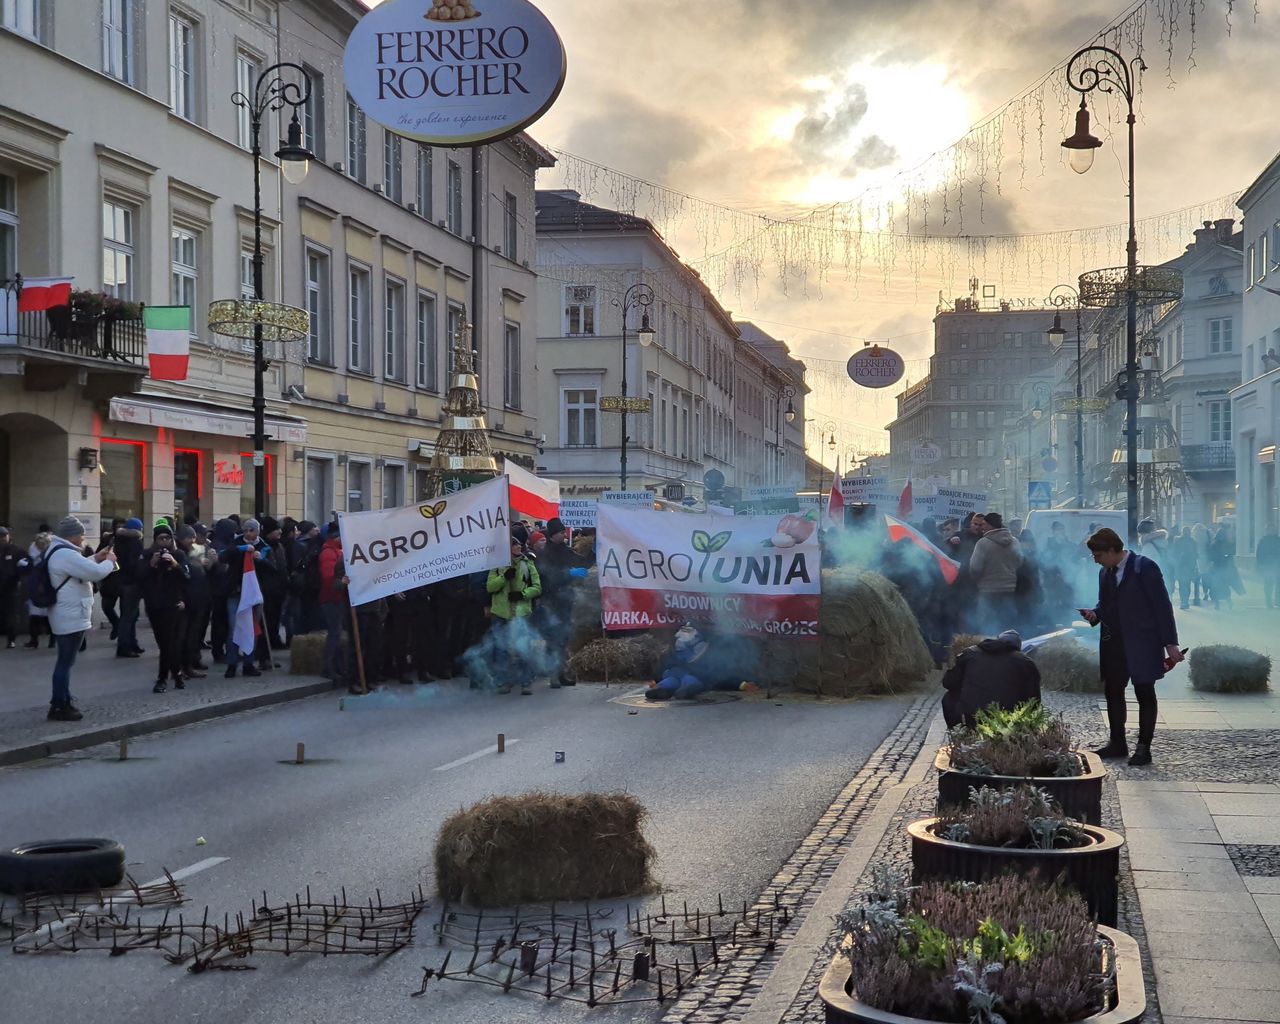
(0, 838), (126, 895)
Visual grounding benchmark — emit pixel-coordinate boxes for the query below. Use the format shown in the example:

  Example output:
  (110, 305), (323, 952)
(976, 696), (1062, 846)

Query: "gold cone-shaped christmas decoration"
(426, 311), (499, 497)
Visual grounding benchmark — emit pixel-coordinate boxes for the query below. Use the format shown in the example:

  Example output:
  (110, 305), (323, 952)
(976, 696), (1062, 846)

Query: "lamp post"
(1062, 46), (1145, 541)
(610, 282), (655, 490)
(222, 63), (313, 517)
(817, 420), (837, 507)
(775, 384), (796, 483)
(1047, 284), (1086, 510)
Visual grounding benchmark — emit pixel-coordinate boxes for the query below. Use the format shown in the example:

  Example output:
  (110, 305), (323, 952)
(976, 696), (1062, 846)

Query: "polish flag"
(145, 306), (191, 380)
(884, 514), (961, 585)
(505, 460), (560, 521)
(232, 549), (265, 657)
(826, 458), (845, 526)
(897, 479), (913, 519)
(17, 276), (73, 313)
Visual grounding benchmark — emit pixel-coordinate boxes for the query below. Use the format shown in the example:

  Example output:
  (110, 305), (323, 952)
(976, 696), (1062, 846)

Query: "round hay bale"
(949, 633), (986, 666)
(434, 792), (655, 906)
(756, 568), (932, 697)
(566, 633), (672, 682)
(1027, 637), (1102, 693)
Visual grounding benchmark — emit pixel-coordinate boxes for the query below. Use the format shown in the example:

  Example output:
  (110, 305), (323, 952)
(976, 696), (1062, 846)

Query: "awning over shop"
(108, 395), (306, 445)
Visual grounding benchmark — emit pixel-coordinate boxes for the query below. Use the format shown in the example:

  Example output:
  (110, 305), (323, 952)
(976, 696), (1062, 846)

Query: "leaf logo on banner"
(419, 501), (448, 520)
(691, 530), (732, 553)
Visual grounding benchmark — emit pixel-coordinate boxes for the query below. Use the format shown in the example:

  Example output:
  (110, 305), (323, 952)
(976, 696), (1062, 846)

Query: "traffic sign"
(1027, 481), (1053, 510)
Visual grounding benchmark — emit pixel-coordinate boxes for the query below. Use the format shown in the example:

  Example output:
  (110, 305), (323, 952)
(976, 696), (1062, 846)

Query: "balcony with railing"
(1, 280), (149, 373)
(1181, 442), (1234, 472)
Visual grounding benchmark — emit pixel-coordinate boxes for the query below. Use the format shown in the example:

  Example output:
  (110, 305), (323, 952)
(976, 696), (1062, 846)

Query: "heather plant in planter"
(827, 873), (1116, 1024)
(948, 702), (1078, 778)
(936, 785), (1089, 850)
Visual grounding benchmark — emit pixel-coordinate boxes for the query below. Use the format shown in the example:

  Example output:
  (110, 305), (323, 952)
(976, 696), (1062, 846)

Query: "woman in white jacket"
(45, 516), (117, 722)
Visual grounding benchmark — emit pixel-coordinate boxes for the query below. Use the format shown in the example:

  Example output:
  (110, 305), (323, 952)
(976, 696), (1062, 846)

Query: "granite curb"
(0, 678), (344, 767)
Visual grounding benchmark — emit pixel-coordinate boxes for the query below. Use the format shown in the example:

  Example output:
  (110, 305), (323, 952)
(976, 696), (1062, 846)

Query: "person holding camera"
(483, 538), (542, 695)
(141, 523), (190, 693)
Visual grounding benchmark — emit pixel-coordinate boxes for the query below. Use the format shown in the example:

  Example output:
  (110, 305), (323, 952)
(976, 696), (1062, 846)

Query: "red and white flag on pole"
(17, 276), (73, 313)
(884, 514), (960, 584)
(504, 460), (560, 521)
(232, 549), (264, 656)
(826, 457), (845, 525)
(897, 479), (914, 519)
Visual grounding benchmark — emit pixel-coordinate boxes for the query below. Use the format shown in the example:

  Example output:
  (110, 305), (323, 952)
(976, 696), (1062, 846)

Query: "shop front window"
(99, 439), (145, 531)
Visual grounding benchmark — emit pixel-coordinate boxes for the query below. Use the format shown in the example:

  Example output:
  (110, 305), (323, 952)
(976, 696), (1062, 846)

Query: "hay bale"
(1189, 645), (1272, 693)
(949, 633), (986, 666)
(1027, 637), (1102, 693)
(289, 632), (332, 676)
(756, 568), (932, 697)
(434, 792), (654, 906)
(566, 633), (671, 682)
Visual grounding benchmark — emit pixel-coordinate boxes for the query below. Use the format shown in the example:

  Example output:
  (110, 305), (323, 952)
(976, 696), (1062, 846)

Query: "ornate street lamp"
(1048, 284), (1087, 510)
(609, 282), (654, 490)
(208, 63), (313, 517)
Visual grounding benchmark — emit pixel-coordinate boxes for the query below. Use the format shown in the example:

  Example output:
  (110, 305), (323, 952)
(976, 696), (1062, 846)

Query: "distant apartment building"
(534, 191), (805, 500)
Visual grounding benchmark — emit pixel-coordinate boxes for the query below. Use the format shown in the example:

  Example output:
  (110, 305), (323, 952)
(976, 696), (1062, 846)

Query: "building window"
(563, 388), (598, 447)
(384, 277), (406, 382)
(446, 303), (464, 363)
(170, 228), (198, 315)
(169, 13), (196, 121)
(503, 191), (517, 260)
(949, 468), (971, 486)
(416, 292), (438, 390)
(1209, 317), (1234, 353)
(503, 321), (520, 409)
(240, 249), (256, 301)
(0, 174), (16, 283)
(103, 200), (135, 299)
(949, 411), (968, 429)
(446, 159), (463, 233)
(301, 66), (324, 160)
(564, 285), (596, 336)
(2, 0), (39, 39)
(382, 463), (405, 509)
(1208, 400), (1232, 443)
(347, 264), (371, 373)
(1248, 245), (1256, 290)
(345, 94), (367, 184)
(415, 145), (432, 217)
(235, 52), (261, 150)
(102, 0), (132, 82)
(347, 460), (371, 512)
(382, 130), (402, 202)
(1261, 234), (1269, 281)
(305, 456), (334, 524)
(304, 247), (331, 364)
(949, 439), (969, 457)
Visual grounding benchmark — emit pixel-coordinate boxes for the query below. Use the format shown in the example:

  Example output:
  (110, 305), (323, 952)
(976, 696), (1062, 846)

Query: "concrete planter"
(819, 924), (1144, 1024)
(907, 817), (1124, 926)
(935, 747), (1106, 825)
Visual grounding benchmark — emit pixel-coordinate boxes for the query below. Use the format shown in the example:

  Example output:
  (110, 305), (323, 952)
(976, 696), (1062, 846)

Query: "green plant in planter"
(948, 702), (1079, 778)
(68, 289), (142, 321)
(1189, 645), (1271, 693)
(938, 785), (1089, 850)
(834, 873), (1107, 1024)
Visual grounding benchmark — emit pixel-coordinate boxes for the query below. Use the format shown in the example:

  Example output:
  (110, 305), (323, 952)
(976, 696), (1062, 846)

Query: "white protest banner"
(841, 476), (886, 503)
(339, 475), (510, 606)
(935, 487), (989, 520)
(558, 498), (597, 529)
(600, 490), (655, 510)
(596, 506), (821, 638)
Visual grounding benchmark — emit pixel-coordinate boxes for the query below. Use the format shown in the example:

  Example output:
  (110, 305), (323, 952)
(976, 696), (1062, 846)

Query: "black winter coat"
(941, 638), (1042, 727)
(140, 546), (190, 612)
(220, 536), (274, 596)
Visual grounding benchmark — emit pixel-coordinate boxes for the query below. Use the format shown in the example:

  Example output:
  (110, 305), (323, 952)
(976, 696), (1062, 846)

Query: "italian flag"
(144, 305), (190, 380)
(17, 276), (73, 312)
(504, 460), (560, 521)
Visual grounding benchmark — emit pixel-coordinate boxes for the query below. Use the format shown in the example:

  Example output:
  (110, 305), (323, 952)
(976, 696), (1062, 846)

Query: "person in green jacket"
(485, 539), (543, 694)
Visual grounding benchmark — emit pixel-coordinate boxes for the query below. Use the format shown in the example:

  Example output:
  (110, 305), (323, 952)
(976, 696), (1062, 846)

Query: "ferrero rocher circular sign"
(846, 344), (906, 389)
(344, 0), (567, 147)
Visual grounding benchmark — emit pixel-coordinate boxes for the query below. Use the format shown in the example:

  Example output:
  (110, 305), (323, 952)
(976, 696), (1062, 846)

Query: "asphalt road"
(2, 680), (912, 1024)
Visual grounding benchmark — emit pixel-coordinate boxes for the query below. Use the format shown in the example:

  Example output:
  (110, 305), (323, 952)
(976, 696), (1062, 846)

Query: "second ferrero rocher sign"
(344, 0), (567, 147)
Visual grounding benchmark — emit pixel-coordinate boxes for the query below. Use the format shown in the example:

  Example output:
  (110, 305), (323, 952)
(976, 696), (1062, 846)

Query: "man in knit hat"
(141, 522), (190, 693)
(45, 516), (117, 720)
(533, 517), (582, 687)
(111, 517), (147, 658)
(175, 524), (212, 678)
(220, 517), (273, 678)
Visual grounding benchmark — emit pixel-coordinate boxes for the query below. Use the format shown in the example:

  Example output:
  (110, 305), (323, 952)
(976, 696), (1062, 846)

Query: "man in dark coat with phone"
(1082, 527), (1183, 767)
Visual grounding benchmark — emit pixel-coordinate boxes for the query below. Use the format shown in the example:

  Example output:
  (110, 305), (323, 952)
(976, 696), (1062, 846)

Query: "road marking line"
(434, 740), (520, 772)
(29, 856), (230, 940)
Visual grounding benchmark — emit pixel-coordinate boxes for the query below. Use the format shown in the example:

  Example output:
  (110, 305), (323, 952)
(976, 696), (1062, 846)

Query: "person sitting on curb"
(940, 629), (1041, 729)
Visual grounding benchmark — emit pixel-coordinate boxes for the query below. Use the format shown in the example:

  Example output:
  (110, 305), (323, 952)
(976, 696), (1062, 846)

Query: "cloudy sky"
(378, 0), (1280, 447)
